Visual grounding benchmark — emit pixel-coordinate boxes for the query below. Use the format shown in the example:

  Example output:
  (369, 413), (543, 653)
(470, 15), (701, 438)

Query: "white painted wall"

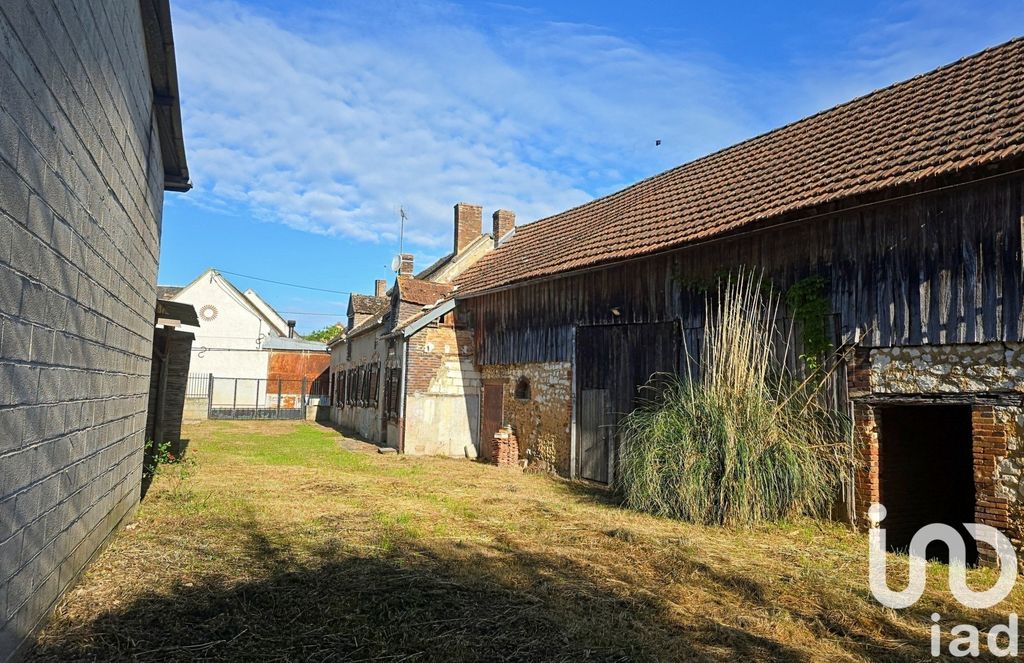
(170, 271), (279, 380)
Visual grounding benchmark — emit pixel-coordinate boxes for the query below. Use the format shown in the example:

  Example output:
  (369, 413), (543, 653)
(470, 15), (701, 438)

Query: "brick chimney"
(492, 209), (515, 247)
(398, 253), (414, 276)
(454, 203), (482, 254)
(375, 279), (386, 297)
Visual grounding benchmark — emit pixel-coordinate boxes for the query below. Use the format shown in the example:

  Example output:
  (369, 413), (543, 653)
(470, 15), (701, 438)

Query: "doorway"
(575, 322), (681, 484)
(878, 404), (976, 564)
(481, 381), (505, 462)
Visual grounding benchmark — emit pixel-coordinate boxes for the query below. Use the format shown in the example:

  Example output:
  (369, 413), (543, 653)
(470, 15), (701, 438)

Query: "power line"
(215, 268), (352, 295)
(279, 311), (347, 317)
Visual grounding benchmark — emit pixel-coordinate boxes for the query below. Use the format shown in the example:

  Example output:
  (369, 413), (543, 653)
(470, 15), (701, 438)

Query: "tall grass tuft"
(618, 271), (852, 526)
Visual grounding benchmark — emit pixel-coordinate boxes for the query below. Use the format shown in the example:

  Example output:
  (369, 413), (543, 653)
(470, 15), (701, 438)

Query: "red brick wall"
(852, 398), (1018, 565)
(404, 325), (474, 395)
(853, 403), (880, 528)
(972, 406), (1012, 562)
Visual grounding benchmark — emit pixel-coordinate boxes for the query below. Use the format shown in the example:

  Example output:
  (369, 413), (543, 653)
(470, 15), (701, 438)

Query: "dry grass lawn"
(27, 420), (1023, 661)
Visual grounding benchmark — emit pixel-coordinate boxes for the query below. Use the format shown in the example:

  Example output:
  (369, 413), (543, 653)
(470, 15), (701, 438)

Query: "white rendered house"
(158, 269), (290, 383)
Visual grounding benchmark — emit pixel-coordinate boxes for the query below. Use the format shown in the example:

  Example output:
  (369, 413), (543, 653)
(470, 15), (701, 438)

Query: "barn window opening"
(877, 403), (976, 565)
(514, 377), (531, 400)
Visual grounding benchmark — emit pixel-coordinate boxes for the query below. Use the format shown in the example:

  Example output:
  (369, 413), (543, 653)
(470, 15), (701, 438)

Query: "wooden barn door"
(575, 322), (681, 484)
(480, 381), (504, 462)
(578, 389), (610, 482)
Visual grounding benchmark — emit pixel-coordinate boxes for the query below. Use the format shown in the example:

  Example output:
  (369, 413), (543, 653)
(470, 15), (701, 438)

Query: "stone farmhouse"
(453, 38), (1024, 565)
(0, 1), (189, 657)
(328, 204), (513, 456)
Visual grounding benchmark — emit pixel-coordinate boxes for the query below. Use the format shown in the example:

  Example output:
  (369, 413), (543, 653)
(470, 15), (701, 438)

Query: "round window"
(199, 304), (219, 321)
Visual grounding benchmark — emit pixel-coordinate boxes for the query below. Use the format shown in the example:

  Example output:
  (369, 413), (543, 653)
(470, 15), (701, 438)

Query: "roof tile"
(456, 38), (1024, 294)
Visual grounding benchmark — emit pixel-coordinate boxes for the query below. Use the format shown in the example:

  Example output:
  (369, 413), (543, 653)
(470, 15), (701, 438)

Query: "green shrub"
(618, 271), (852, 525)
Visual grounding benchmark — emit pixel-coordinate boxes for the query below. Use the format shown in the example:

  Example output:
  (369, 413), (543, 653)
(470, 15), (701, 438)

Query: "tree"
(304, 323), (344, 342)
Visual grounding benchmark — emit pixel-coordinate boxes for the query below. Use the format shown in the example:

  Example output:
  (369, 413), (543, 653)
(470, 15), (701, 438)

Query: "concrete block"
(0, 406), (23, 454)
(0, 266), (23, 315)
(0, 530), (23, 583)
(5, 563), (31, 620)
(0, 164), (29, 226)
(0, 319), (31, 362)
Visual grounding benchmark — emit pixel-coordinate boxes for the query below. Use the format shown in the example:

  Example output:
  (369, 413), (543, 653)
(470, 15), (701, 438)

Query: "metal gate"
(207, 376), (309, 420)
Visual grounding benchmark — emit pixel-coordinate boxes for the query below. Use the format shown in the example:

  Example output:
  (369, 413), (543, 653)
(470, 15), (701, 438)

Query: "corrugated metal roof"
(262, 336), (328, 352)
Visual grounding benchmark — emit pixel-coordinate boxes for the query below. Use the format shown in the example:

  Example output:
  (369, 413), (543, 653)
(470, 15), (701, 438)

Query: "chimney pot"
(399, 253), (414, 277)
(492, 209), (516, 247)
(454, 203), (483, 254)
(287, 320), (296, 338)
(375, 279), (386, 297)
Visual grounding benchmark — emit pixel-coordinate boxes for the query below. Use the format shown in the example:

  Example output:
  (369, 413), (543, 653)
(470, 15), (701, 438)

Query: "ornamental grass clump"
(618, 271), (852, 526)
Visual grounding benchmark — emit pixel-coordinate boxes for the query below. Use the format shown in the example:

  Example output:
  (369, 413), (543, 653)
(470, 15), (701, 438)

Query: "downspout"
(397, 337), (410, 453)
(153, 329), (171, 446)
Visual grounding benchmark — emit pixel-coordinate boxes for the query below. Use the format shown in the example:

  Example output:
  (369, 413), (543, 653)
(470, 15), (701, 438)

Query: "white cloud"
(170, 1), (755, 251)
(170, 0), (1024, 255)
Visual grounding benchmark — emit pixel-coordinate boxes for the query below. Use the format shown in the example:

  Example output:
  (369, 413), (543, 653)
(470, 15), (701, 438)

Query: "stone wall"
(868, 342), (1024, 394)
(850, 342), (1024, 565)
(0, 2), (167, 657)
(480, 362), (572, 475)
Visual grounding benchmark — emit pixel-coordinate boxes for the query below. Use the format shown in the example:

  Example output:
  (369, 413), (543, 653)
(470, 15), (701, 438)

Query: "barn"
(454, 38), (1024, 563)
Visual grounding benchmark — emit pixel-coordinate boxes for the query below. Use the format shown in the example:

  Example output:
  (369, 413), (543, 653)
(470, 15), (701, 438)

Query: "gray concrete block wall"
(0, 2), (165, 658)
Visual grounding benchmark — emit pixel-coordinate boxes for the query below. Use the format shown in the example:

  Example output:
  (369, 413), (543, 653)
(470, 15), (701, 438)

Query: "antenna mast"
(398, 206), (407, 257)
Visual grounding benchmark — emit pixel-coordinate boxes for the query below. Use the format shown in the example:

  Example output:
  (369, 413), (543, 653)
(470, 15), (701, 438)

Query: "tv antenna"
(398, 206), (408, 256)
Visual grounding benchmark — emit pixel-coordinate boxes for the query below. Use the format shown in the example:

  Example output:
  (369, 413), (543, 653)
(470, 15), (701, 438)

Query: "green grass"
(27, 420), (1023, 662)
(198, 421), (372, 469)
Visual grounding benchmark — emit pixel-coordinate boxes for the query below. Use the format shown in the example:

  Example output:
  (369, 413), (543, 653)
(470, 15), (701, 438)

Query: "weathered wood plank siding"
(464, 177), (1024, 365)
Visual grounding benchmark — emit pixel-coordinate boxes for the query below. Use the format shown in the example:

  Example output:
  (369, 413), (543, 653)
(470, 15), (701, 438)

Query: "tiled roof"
(156, 285), (182, 299)
(397, 277), (452, 306)
(457, 38), (1024, 295)
(346, 313), (387, 340)
(349, 294), (389, 315)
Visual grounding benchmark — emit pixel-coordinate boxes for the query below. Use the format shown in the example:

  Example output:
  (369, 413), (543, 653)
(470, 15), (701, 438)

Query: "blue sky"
(158, 0), (1024, 334)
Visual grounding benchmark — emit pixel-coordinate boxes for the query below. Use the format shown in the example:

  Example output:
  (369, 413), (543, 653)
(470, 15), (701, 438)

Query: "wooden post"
(277, 379), (282, 418)
(232, 379), (238, 413)
(207, 373), (214, 418)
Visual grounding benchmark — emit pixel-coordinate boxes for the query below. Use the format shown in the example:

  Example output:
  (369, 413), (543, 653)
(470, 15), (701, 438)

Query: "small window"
(514, 377), (531, 401)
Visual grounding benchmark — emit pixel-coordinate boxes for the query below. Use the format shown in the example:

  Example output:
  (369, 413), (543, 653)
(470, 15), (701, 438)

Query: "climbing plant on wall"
(785, 276), (831, 371)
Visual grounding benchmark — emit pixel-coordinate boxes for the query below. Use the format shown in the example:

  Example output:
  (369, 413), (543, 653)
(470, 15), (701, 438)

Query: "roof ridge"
(457, 36), (1024, 295)
(512, 36), (1024, 240)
